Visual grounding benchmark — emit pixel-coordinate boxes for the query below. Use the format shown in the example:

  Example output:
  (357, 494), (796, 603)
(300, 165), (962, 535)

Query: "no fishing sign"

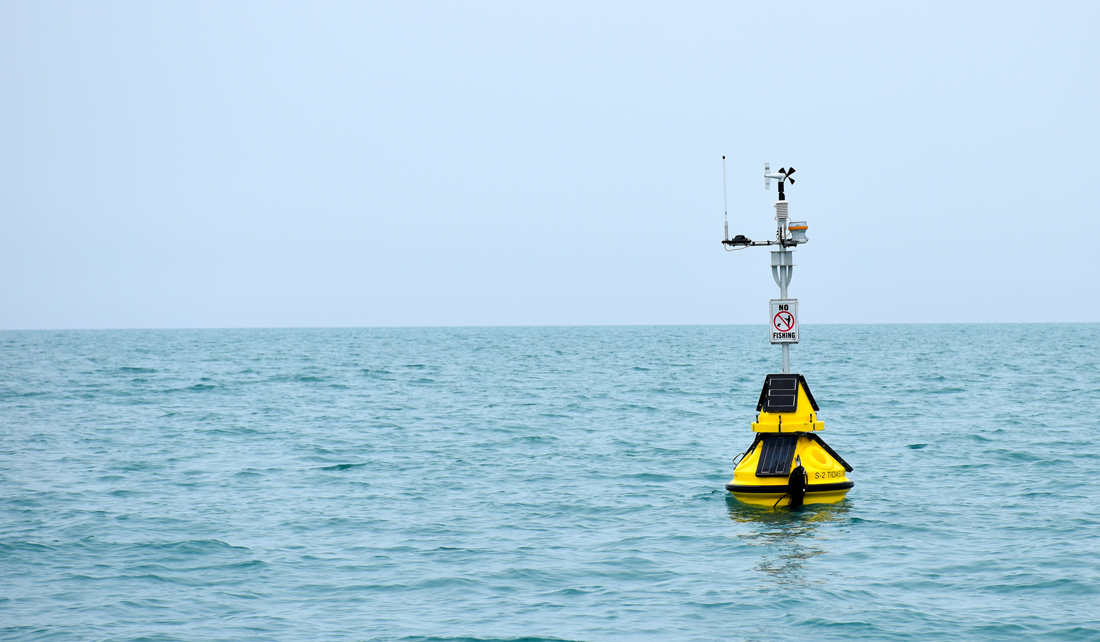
(769, 299), (799, 344)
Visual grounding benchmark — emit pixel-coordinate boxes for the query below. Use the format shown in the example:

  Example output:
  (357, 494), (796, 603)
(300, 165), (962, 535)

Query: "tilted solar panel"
(763, 375), (799, 412)
(755, 373), (820, 413)
(756, 434), (798, 476)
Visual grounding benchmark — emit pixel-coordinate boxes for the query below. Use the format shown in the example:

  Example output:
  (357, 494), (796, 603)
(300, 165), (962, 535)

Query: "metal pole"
(780, 260), (790, 374)
(776, 208), (791, 375)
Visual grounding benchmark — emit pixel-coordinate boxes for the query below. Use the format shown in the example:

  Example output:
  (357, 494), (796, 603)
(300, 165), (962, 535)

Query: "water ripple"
(1, 325), (1098, 641)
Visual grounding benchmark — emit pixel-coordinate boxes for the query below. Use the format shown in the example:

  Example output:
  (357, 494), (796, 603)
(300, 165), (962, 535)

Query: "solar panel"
(755, 374), (820, 413)
(756, 434), (799, 476)
(763, 375), (799, 412)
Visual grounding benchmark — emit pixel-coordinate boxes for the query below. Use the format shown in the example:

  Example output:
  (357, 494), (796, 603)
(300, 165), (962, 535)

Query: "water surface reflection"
(726, 497), (851, 587)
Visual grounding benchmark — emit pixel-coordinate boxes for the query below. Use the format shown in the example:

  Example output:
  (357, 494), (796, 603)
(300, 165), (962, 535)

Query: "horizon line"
(2, 321), (1098, 332)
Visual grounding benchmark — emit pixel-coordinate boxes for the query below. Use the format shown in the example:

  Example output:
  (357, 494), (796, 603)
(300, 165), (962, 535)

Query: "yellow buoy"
(726, 374), (853, 508)
(719, 160), (852, 507)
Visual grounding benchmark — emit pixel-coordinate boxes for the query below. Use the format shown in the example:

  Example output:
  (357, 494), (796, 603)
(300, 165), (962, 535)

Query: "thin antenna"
(722, 156), (728, 241)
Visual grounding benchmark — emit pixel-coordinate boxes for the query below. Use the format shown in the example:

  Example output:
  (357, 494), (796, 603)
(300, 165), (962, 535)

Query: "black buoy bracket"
(788, 457), (808, 508)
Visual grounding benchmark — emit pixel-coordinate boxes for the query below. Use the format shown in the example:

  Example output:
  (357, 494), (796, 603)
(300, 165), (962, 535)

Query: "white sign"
(769, 299), (799, 344)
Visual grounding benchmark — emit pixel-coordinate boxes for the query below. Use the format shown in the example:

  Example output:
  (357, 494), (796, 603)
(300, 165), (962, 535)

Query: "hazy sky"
(2, 2), (1097, 329)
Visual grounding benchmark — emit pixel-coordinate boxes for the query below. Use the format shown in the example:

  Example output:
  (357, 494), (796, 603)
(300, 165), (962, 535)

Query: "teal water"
(2, 325), (1099, 641)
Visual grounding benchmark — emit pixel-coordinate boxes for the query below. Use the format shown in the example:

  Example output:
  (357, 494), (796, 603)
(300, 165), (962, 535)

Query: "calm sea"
(2, 325), (1098, 641)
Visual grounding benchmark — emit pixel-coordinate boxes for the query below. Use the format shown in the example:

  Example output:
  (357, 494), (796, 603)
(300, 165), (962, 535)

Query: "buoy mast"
(721, 162), (806, 373)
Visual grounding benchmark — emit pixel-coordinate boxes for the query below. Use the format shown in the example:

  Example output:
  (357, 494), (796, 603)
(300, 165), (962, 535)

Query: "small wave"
(320, 463), (367, 471)
(987, 577), (1100, 595)
(511, 435), (558, 443)
(147, 539), (250, 554)
(624, 473), (675, 482)
(109, 489), (141, 497)
(994, 449), (1043, 462)
(0, 540), (55, 554)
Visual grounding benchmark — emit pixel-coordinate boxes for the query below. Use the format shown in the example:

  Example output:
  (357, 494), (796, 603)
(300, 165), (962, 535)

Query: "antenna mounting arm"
(721, 238), (795, 248)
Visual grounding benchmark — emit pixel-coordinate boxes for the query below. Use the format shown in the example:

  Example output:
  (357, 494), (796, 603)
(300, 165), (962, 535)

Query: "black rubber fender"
(788, 465), (808, 508)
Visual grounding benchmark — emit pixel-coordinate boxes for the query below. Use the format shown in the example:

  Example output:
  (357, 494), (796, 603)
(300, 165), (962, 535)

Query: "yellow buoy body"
(726, 374), (853, 508)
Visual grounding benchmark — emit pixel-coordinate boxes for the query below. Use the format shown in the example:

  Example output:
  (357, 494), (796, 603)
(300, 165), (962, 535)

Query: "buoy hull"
(727, 433), (853, 507)
(726, 481), (853, 508)
(727, 375), (854, 508)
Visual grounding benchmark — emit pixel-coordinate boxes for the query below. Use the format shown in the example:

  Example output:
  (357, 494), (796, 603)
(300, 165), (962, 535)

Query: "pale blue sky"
(2, 1), (1097, 329)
